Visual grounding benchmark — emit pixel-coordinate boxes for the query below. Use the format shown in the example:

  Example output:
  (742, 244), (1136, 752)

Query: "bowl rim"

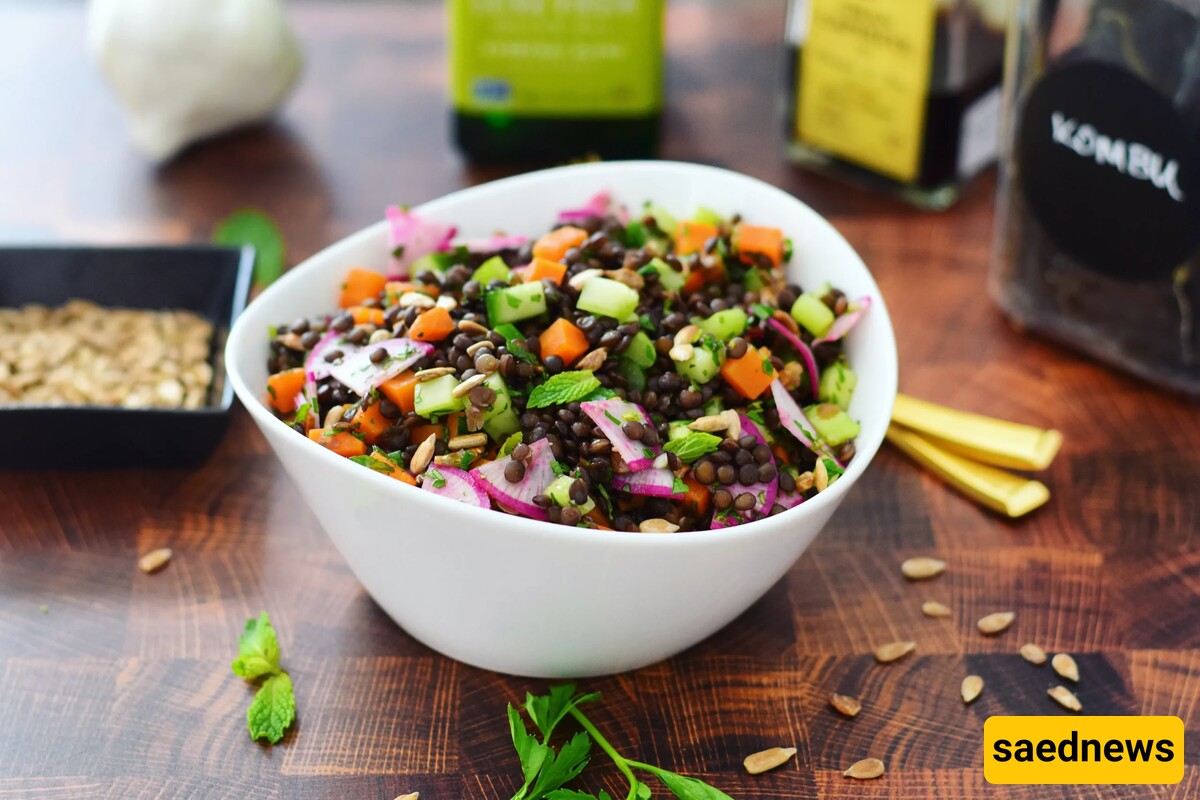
(227, 160), (898, 548)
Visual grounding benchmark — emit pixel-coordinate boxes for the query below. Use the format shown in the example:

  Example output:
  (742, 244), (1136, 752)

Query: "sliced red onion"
(815, 296), (872, 345)
(420, 465), (490, 508)
(472, 438), (557, 520)
(454, 234), (528, 253)
(385, 205), (457, 279)
(767, 317), (820, 401)
(711, 415), (778, 529)
(305, 329), (359, 383)
(557, 190), (613, 224)
(770, 378), (843, 468)
(580, 398), (659, 472)
(327, 337), (432, 397)
(613, 467), (684, 498)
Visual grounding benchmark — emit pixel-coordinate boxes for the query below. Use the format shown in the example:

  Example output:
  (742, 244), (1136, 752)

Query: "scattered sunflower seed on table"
(830, 693), (862, 717)
(961, 675), (984, 704)
(977, 611), (1016, 635)
(1048, 685), (1082, 712)
(1020, 643), (1047, 664)
(743, 746), (797, 774)
(137, 547), (172, 574)
(843, 757), (886, 780)
(901, 557), (946, 580)
(922, 600), (952, 618)
(1052, 653), (1080, 682)
(874, 640), (916, 663)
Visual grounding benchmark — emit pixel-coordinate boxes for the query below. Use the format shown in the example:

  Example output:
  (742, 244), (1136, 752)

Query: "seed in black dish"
(621, 420), (644, 440)
(347, 327), (368, 345)
(734, 492), (756, 511)
(504, 460), (526, 483)
(738, 463), (759, 486)
(717, 464), (736, 485)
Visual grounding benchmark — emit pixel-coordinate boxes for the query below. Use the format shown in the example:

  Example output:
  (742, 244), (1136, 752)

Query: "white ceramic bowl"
(226, 161), (898, 677)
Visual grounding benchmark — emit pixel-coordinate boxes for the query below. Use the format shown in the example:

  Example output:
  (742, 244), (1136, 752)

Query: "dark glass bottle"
(785, 0), (1007, 209)
(449, 0), (665, 164)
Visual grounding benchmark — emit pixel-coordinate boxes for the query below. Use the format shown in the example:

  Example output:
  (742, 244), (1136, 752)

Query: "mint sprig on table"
(231, 612), (296, 744)
(509, 685), (733, 800)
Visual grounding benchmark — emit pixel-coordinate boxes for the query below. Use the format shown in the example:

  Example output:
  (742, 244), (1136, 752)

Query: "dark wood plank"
(1, 1), (1197, 798)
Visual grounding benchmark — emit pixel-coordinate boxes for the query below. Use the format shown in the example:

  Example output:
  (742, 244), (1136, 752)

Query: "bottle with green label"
(448, 0), (665, 163)
(785, 0), (1007, 209)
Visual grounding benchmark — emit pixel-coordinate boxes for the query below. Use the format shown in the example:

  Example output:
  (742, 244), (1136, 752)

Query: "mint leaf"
(525, 685), (600, 740)
(527, 371), (601, 409)
(213, 209), (286, 289)
(582, 387), (617, 402)
(499, 432), (523, 458)
(247, 672), (296, 745)
(662, 432), (721, 463)
(636, 765), (733, 800)
(231, 612), (280, 679)
(350, 454), (393, 474)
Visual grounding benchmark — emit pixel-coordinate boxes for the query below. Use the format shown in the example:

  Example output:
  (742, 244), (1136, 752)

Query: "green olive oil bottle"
(449, 0), (665, 163)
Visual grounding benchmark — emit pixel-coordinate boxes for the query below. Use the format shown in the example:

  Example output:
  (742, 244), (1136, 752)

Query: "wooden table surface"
(2, 2), (1198, 798)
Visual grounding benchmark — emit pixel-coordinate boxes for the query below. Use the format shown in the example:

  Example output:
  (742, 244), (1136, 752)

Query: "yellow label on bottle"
(796, 0), (935, 182)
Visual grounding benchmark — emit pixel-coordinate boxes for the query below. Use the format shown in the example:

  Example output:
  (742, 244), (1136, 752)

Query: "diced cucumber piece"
(481, 373), (513, 421)
(483, 407), (520, 440)
(804, 403), (861, 446)
(637, 257), (685, 293)
(485, 282), (548, 325)
(819, 361), (857, 411)
(576, 276), (639, 320)
(699, 308), (748, 341)
(413, 374), (465, 419)
(546, 474), (595, 513)
(702, 398), (725, 417)
(667, 420), (693, 441)
(623, 331), (657, 368)
(472, 255), (511, 286)
(676, 346), (720, 385)
(791, 293), (835, 337)
(645, 203), (677, 236)
(693, 206), (725, 226)
(410, 252), (448, 276)
(620, 358), (647, 392)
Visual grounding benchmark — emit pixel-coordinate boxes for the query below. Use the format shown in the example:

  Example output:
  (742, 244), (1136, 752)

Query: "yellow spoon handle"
(886, 423), (1050, 518)
(891, 393), (1063, 471)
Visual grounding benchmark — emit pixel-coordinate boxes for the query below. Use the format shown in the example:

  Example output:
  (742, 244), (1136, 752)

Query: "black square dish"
(0, 246), (254, 468)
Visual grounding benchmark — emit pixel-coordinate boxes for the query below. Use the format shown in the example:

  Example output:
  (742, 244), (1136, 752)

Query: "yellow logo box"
(984, 716), (1184, 784)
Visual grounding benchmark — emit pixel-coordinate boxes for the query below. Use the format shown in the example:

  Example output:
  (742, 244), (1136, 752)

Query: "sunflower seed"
(436, 295), (457, 310)
(796, 471), (814, 491)
(830, 693), (861, 717)
(1052, 653), (1079, 682)
(410, 433), (437, 475)
(448, 433), (488, 450)
(1020, 643), (1047, 665)
(977, 611), (1015, 635)
(568, 269), (602, 291)
(323, 404), (349, 429)
(465, 405), (486, 431)
(1048, 685), (1081, 712)
(398, 291), (436, 309)
(961, 675), (984, 704)
(922, 601), (952, 618)
(137, 547), (172, 574)
(688, 414), (729, 433)
(415, 367), (455, 382)
(576, 349), (608, 371)
(721, 410), (742, 440)
(457, 319), (490, 336)
(674, 324), (702, 346)
(901, 557), (946, 580)
(843, 757), (885, 780)
(668, 344), (695, 363)
(652, 453), (670, 469)
(393, 793), (419, 800)
(874, 640), (916, 664)
(368, 328), (393, 345)
(813, 457), (829, 492)
(639, 518), (679, 534)
(465, 340), (495, 356)
(451, 373), (488, 398)
(743, 746), (796, 775)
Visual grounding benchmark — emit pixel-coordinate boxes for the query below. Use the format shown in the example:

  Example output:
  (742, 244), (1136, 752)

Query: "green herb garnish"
(214, 209), (286, 289)
(499, 432), (524, 458)
(231, 612), (296, 744)
(527, 371), (602, 409)
(350, 454), (393, 474)
(662, 432), (721, 463)
(425, 467), (448, 489)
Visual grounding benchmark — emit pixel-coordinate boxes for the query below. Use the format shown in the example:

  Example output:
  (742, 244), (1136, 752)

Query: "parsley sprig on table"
(508, 685), (733, 800)
(231, 612), (296, 744)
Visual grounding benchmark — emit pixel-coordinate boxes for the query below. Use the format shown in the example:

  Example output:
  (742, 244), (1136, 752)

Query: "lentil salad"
(264, 191), (868, 531)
